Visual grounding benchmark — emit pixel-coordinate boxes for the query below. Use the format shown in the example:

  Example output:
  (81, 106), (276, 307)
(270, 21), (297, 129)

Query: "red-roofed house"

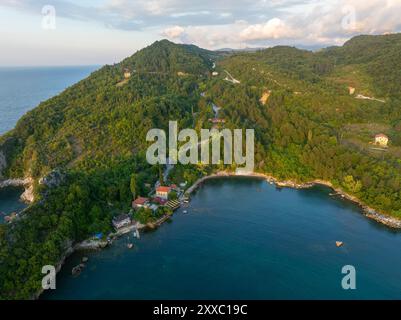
(156, 186), (171, 200)
(132, 197), (149, 209)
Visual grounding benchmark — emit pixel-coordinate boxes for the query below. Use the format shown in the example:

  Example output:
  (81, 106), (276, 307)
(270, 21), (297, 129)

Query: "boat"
(336, 241), (344, 247)
(183, 210), (188, 214)
(127, 243), (133, 249)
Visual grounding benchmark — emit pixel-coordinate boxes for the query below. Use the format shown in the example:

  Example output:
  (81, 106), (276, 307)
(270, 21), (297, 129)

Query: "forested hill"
(0, 40), (217, 180)
(1, 34), (401, 299)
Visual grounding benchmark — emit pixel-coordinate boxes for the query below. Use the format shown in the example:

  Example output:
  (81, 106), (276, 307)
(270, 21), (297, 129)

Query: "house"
(132, 197), (149, 209)
(112, 214), (131, 229)
(375, 134), (389, 147)
(156, 186), (171, 200)
(124, 68), (131, 79)
(212, 71), (219, 76)
(170, 184), (179, 191)
(348, 87), (355, 95)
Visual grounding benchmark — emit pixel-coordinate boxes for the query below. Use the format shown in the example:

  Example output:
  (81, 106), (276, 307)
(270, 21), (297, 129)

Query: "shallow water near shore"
(42, 177), (401, 300)
(0, 187), (26, 223)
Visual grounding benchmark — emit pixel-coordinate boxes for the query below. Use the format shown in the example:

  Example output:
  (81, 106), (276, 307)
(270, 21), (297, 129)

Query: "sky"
(0, 0), (400, 66)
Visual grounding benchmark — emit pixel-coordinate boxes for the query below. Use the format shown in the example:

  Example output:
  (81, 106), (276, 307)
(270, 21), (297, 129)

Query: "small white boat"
(127, 243), (133, 249)
(183, 210), (188, 214)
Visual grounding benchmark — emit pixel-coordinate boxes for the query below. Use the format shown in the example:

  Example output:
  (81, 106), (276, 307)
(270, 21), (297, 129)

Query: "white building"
(375, 134), (389, 146)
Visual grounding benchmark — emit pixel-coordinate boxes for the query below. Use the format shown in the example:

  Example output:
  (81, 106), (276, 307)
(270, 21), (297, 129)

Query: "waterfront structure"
(112, 214), (131, 229)
(166, 199), (180, 210)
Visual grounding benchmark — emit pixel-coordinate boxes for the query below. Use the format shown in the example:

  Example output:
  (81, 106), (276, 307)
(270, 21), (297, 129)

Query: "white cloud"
(162, 25), (185, 38)
(239, 18), (299, 41)
(2, 0), (401, 51)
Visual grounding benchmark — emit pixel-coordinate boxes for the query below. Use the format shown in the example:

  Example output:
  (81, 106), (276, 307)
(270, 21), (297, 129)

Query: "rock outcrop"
(21, 184), (35, 203)
(0, 177), (32, 188)
(0, 177), (35, 203)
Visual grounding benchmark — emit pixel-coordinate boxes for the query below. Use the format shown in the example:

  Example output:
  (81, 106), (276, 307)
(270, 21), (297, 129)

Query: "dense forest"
(1, 34), (401, 299)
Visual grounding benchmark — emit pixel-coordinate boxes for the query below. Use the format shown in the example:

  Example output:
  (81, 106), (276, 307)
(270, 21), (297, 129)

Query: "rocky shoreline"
(0, 177), (35, 203)
(185, 171), (401, 229)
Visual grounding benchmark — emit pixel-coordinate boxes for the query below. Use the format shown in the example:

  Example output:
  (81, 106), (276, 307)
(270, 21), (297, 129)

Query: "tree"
(130, 174), (137, 198)
(168, 191), (178, 200)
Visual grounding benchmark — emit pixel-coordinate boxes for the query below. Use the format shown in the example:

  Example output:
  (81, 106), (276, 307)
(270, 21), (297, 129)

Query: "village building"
(348, 87), (355, 95)
(156, 186), (171, 200)
(132, 197), (149, 210)
(375, 133), (389, 147)
(123, 68), (131, 79)
(112, 214), (131, 229)
(212, 71), (219, 76)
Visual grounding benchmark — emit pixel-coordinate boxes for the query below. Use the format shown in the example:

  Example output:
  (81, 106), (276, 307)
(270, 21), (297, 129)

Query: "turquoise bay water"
(0, 187), (26, 223)
(43, 178), (401, 300)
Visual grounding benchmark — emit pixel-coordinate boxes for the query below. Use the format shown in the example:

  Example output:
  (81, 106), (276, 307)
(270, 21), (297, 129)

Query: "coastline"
(35, 170), (400, 299)
(185, 171), (401, 229)
(0, 177), (34, 203)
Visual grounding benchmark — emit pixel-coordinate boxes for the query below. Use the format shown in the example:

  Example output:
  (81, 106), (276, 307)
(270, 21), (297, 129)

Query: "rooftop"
(133, 197), (149, 205)
(156, 186), (171, 193)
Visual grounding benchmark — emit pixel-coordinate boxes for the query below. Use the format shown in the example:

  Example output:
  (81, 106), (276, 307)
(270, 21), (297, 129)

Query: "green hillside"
(1, 35), (401, 299)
